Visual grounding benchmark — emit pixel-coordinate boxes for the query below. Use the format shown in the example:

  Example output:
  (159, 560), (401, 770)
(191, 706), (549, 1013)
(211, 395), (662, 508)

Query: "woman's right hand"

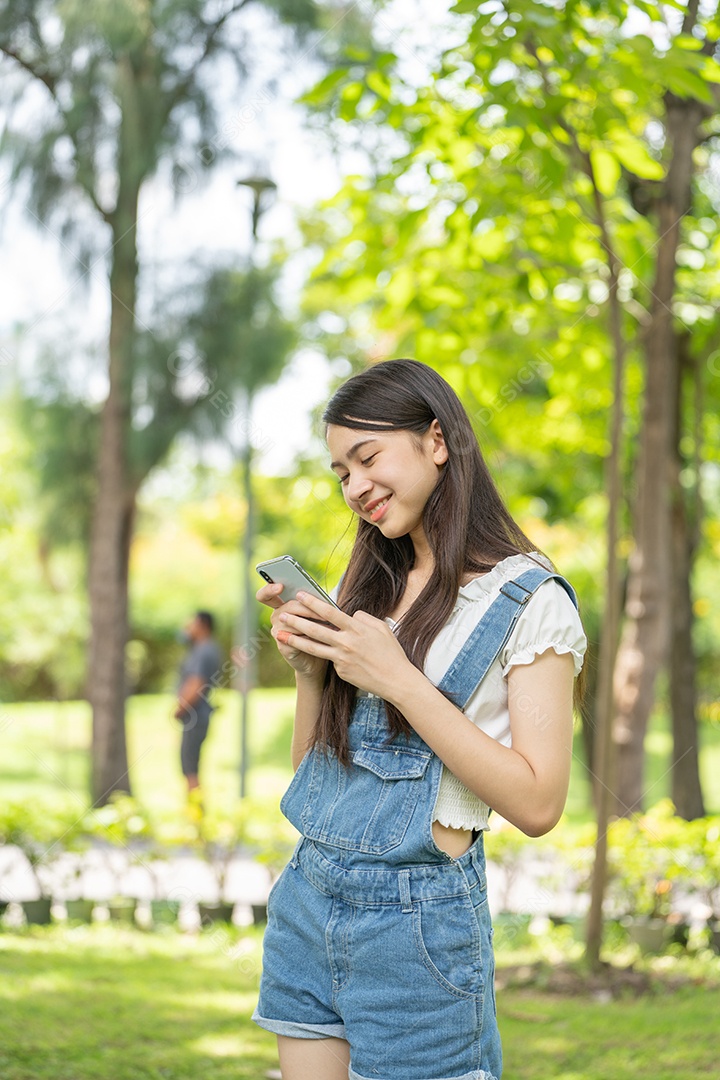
(256, 582), (329, 682)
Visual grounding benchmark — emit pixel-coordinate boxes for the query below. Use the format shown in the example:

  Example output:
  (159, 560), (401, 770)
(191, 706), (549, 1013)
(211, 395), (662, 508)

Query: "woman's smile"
(366, 495), (392, 522)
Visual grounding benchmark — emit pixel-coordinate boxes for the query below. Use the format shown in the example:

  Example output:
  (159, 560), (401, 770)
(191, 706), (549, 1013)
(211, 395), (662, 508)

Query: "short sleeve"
(500, 578), (587, 678)
(186, 642), (221, 683)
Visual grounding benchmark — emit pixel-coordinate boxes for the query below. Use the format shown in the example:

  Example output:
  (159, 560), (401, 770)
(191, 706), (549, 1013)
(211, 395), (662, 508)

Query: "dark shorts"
(180, 712), (210, 775)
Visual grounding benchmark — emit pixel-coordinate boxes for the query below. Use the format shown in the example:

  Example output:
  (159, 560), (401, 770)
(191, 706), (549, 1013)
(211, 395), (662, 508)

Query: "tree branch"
(682, 0), (701, 37)
(163, 0), (256, 118)
(0, 44), (57, 98)
(74, 167), (113, 224)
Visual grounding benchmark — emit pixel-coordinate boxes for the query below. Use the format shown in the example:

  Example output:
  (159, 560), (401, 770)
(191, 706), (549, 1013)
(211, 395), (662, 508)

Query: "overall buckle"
(499, 580), (534, 605)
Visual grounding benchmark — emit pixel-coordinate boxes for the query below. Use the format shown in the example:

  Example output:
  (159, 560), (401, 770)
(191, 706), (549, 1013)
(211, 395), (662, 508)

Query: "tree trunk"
(610, 90), (703, 817)
(669, 335), (704, 819)
(87, 474), (135, 803)
(87, 244), (137, 799)
(584, 161), (626, 970)
(87, 56), (142, 802)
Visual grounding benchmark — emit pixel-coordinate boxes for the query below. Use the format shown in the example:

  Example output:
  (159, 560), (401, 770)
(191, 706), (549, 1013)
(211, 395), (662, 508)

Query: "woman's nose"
(346, 471), (372, 504)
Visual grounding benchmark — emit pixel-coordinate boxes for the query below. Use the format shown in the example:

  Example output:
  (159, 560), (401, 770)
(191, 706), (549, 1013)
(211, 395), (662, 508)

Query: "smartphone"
(256, 556), (341, 609)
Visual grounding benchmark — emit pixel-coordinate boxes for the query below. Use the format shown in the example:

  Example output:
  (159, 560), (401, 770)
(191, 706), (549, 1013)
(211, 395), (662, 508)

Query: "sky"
(0, 0), (461, 479)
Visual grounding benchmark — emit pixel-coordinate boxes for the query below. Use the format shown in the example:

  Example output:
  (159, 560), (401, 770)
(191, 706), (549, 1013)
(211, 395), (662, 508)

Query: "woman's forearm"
(291, 670), (326, 771)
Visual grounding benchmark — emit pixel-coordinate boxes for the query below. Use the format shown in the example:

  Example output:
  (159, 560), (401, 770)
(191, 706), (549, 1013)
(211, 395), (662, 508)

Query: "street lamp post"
(237, 175), (278, 242)
(235, 173), (277, 800)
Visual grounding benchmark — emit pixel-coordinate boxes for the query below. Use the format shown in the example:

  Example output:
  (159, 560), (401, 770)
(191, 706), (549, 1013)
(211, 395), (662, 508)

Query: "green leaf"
(300, 67), (350, 107)
(607, 130), (665, 180)
(474, 227), (508, 259)
(375, 51), (398, 70)
(366, 70), (392, 100)
(701, 57), (720, 84)
(664, 66), (715, 105)
(451, 0), (485, 12)
(633, 0), (668, 20)
(344, 45), (371, 62)
(338, 80), (364, 121)
(674, 34), (704, 50)
(589, 148), (621, 196)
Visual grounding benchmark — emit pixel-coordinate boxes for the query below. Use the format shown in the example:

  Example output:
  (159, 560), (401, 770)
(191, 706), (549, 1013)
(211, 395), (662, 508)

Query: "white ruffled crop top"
(331, 552), (587, 833)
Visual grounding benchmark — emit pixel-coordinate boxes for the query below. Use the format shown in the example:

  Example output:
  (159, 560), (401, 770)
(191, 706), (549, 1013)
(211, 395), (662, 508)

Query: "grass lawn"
(0, 923), (272, 1080)
(0, 689), (297, 819)
(498, 983), (720, 1078)
(2, 689), (719, 822)
(0, 923), (718, 1080)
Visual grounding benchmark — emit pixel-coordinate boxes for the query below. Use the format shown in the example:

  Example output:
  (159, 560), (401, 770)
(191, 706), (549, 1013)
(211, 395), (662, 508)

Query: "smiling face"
(327, 421), (448, 545)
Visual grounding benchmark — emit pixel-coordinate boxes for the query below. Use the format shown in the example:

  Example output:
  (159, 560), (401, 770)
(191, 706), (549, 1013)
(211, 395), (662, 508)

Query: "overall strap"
(437, 567), (578, 711)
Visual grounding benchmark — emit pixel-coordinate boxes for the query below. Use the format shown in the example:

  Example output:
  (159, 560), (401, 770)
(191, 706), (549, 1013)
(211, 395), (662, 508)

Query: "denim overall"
(253, 568), (579, 1080)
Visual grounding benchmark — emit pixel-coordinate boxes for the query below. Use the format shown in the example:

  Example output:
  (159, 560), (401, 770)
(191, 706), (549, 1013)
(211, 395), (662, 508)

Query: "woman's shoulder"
(462, 552), (587, 652)
(456, 552), (586, 672)
(458, 551), (556, 599)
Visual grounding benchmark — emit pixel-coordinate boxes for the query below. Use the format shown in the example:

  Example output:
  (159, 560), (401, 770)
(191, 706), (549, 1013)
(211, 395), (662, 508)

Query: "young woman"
(252, 359), (587, 1080)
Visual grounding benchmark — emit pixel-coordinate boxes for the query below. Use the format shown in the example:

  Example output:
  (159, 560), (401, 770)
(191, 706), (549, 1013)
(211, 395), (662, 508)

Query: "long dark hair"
(315, 359), (582, 765)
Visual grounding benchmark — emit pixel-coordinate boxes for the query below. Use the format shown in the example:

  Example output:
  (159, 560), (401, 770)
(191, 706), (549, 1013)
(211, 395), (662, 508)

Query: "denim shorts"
(253, 834), (501, 1080)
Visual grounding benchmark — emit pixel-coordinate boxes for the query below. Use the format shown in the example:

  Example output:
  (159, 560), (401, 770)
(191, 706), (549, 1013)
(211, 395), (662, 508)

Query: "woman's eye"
(361, 455), (376, 466)
(337, 475), (349, 486)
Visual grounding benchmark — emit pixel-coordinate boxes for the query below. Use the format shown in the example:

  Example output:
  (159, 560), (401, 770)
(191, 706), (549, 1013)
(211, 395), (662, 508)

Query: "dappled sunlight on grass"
(0, 924), (273, 1080)
(0, 922), (718, 1080)
(499, 986), (720, 1079)
(189, 1033), (249, 1058)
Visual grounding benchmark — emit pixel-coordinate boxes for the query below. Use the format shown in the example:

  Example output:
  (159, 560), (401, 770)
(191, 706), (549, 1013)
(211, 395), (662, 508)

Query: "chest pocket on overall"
(280, 739), (433, 854)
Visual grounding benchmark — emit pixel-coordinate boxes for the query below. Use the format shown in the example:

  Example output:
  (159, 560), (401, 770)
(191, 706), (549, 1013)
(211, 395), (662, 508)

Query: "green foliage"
(694, 815), (720, 917)
(0, 787), (295, 908)
(0, 0), (327, 723)
(126, 261), (297, 489)
(301, 0), (720, 485)
(198, 796), (296, 896)
(81, 793), (153, 848)
(0, 261), (299, 701)
(298, 0), (720, 723)
(606, 799), (716, 920)
(16, 391), (99, 548)
(0, 404), (89, 699)
(0, 801), (78, 896)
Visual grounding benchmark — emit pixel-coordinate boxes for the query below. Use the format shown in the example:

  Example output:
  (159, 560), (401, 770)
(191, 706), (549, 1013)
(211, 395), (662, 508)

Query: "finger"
(294, 590), (350, 629)
(256, 582), (285, 608)
(278, 630), (334, 659)
(270, 605), (320, 634)
(279, 611), (344, 646)
(276, 598), (326, 618)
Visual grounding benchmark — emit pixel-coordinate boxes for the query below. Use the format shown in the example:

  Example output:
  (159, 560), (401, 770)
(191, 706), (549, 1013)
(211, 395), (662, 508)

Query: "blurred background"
(1, 1), (720, 1078)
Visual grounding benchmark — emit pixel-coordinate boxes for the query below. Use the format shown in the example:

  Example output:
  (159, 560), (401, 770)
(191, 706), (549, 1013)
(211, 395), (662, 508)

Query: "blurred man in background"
(174, 610), (222, 816)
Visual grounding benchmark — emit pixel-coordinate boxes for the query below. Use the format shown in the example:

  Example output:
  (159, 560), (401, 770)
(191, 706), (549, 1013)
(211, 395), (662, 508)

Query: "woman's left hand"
(275, 591), (414, 698)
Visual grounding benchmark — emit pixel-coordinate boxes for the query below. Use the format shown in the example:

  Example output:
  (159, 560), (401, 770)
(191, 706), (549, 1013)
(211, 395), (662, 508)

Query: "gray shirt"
(178, 638), (223, 722)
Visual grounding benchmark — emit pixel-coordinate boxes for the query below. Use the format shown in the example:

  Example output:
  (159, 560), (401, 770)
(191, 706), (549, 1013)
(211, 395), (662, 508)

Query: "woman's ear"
(429, 419), (448, 465)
